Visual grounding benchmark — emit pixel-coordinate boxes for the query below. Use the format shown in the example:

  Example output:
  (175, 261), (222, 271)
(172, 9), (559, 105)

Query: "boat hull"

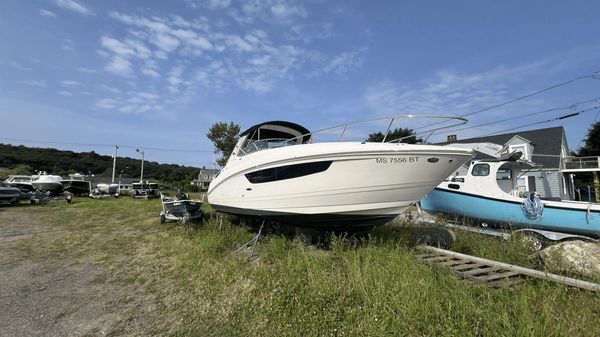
(31, 182), (63, 195)
(62, 180), (91, 195)
(421, 188), (600, 237)
(209, 143), (473, 229)
(0, 188), (21, 203)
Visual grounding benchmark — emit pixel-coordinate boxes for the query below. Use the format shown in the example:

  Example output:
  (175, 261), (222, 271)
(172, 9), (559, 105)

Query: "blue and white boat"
(420, 155), (600, 238)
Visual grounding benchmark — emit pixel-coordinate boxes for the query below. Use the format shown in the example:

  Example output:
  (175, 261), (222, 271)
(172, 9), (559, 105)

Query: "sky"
(1, 0), (600, 169)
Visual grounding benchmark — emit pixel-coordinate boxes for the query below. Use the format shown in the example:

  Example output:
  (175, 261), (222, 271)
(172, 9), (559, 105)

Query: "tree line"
(0, 144), (200, 186)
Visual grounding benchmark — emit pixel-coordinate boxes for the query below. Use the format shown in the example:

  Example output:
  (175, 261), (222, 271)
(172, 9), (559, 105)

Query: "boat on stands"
(207, 117), (474, 230)
(61, 173), (91, 196)
(31, 172), (63, 195)
(420, 153), (600, 238)
(131, 181), (159, 199)
(95, 183), (119, 195)
(4, 175), (35, 193)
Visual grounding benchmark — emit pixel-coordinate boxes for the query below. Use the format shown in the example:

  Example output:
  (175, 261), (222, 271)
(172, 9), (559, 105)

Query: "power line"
(472, 105), (599, 138)
(415, 69), (600, 131)
(432, 96), (600, 136)
(0, 137), (214, 153)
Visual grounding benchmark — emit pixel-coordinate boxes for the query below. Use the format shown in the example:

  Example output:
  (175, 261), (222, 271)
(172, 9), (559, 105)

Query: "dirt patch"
(0, 206), (158, 337)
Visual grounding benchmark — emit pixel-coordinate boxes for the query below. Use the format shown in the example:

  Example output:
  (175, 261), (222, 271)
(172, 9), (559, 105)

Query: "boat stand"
(234, 221), (264, 262)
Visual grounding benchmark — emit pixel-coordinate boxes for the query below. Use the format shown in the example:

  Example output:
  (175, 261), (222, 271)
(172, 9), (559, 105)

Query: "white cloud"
(39, 9), (57, 17)
(58, 90), (73, 96)
(313, 48), (366, 76)
(99, 84), (121, 94)
(60, 80), (82, 87)
(168, 66), (185, 92)
(61, 38), (75, 51)
(363, 62), (557, 130)
(187, 0), (231, 9)
(94, 98), (117, 109)
(239, 0), (308, 24)
(151, 33), (180, 52)
(18, 80), (46, 87)
(98, 8), (362, 97)
(53, 0), (94, 16)
(9, 62), (33, 71)
(101, 37), (135, 57)
(76, 67), (97, 73)
(105, 56), (133, 77)
(137, 92), (160, 100)
(142, 67), (160, 78)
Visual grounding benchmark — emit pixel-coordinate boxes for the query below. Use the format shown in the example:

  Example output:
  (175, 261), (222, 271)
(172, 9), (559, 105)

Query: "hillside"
(0, 143), (201, 184)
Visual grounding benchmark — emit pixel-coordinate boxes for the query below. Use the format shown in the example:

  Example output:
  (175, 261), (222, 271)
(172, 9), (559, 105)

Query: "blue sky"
(1, 0), (600, 168)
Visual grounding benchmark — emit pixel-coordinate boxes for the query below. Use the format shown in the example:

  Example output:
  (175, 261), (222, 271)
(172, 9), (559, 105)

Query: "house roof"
(445, 126), (566, 169)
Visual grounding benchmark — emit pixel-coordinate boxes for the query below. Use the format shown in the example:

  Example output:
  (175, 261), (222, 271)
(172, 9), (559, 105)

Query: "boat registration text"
(375, 157), (419, 164)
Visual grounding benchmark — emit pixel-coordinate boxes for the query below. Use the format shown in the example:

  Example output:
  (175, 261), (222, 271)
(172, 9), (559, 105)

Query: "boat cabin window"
(471, 163), (490, 176)
(496, 169), (512, 180)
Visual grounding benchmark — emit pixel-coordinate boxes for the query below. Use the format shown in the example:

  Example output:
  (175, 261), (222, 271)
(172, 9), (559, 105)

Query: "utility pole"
(136, 149), (145, 183)
(112, 145), (119, 184)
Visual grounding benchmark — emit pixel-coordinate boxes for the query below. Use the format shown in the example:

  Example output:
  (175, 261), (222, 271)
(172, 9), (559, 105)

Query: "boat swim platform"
(417, 245), (600, 291)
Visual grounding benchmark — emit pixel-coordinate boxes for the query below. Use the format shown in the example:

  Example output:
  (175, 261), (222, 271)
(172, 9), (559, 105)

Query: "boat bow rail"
(233, 115), (469, 158)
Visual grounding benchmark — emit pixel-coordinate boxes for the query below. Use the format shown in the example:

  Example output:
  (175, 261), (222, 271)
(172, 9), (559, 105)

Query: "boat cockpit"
(234, 121), (311, 157)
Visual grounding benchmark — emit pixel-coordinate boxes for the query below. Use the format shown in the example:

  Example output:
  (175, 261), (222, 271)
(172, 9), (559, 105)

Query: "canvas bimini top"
(239, 121), (311, 144)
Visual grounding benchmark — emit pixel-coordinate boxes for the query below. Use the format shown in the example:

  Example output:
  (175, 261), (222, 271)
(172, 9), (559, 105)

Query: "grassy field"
(3, 197), (600, 337)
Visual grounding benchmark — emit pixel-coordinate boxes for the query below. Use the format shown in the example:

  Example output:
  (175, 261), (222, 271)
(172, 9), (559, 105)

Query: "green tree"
(366, 127), (421, 144)
(207, 122), (240, 167)
(577, 121), (600, 202)
(577, 121), (600, 156)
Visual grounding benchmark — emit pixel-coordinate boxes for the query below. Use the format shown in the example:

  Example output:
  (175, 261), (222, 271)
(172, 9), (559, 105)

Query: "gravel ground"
(0, 206), (156, 337)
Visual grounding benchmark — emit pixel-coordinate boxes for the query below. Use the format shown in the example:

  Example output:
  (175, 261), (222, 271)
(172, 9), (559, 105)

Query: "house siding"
(524, 170), (558, 200)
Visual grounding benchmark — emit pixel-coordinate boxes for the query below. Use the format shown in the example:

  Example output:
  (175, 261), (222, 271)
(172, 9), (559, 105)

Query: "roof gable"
(506, 135), (532, 145)
(445, 126), (566, 168)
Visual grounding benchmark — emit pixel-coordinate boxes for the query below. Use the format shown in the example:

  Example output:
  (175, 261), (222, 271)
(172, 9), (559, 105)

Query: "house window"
(472, 164), (490, 176)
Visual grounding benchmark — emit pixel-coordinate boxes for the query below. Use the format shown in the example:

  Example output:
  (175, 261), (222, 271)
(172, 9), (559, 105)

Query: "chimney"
(447, 135), (457, 143)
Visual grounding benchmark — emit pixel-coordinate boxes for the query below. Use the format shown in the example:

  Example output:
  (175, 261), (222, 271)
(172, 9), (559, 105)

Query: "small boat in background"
(61, 173), (91, 196)
(160, 192), (203, 223)
(420, 155), (600, 238)
(96, 183), (119, 195)
(4, 175), (35, 193)
(132, 181), (159, 199)
(0, 182), (22, 204)
(31, 172), (63, 195)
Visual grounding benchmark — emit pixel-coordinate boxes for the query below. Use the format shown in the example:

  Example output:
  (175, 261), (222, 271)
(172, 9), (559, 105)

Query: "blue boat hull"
(421, 188), (600, 237)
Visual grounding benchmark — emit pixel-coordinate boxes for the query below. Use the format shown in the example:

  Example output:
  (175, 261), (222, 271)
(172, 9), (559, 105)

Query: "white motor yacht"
(31, 172), (63, 195)
(207, 117), (474, 230)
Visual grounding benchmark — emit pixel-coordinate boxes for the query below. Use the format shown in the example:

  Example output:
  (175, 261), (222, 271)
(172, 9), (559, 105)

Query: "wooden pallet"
(417, 246), (600, 291)
(417, 252), (524, 287)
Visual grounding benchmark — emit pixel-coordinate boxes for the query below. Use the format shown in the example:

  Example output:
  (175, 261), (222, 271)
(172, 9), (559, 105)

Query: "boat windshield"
(240, 138), (299, 155)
